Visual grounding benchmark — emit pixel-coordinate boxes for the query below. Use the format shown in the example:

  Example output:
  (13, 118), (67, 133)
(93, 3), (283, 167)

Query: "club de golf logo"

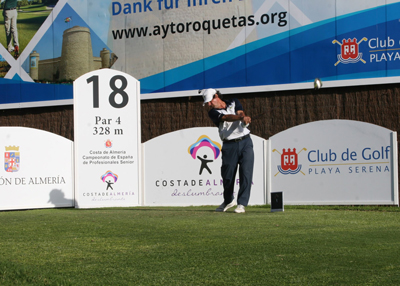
(4, 146), (20, 172)
(188, 135), (221, 175)
(273, 147), (307, 176)
(101, 170), (118, 190)
(333, 37), (367, 66)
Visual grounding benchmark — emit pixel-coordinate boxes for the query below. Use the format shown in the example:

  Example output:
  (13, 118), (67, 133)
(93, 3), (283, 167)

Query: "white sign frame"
(74, 69), (142, 208)
(143, 127), (266, 207)
(268, 120), (399, 205)
(0, 127), (74, 211)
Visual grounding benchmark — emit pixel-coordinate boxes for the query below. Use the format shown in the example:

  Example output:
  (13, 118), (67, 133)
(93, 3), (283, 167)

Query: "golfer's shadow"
(48, 189), (75, 207)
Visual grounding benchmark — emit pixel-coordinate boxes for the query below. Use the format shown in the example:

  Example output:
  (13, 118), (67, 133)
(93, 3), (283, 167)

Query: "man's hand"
(237, 111), (251, 125)
(243, 116), (251, 125)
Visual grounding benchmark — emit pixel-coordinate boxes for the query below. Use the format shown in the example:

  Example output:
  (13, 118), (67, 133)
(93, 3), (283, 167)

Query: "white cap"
(200, 88), (216, 106)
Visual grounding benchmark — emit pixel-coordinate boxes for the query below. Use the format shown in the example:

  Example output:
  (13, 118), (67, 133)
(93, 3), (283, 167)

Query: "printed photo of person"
(0, 0), (58, 59)
(2, 0), (19, 57)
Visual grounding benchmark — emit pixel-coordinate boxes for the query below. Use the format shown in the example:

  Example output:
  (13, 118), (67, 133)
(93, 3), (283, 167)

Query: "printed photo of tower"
(29, 25), (117, 83)
(20, 2), (116, 83)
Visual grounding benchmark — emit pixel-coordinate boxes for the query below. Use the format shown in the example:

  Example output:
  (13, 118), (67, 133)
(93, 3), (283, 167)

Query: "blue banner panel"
(1, 0), (400, 108)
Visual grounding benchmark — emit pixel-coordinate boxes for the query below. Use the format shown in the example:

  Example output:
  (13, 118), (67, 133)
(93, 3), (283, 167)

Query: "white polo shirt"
(208, 98), (250, 141)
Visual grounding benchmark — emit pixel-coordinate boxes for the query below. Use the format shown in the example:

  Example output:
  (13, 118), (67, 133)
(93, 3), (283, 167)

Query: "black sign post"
(271, 192), (284, 212)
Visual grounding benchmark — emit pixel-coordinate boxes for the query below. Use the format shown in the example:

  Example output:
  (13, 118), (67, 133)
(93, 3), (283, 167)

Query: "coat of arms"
(273, 147), (306, 176)
(333, 37), (367, 66)
(5, 146), (20, 172)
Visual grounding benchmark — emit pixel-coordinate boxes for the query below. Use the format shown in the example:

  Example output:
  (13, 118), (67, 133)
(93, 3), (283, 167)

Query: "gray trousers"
(221, 135), (254, 206)
(3, 9), (19, 52)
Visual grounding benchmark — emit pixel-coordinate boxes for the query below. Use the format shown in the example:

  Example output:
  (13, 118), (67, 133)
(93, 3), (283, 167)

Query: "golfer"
(201, 88), (254, 213)
(3, 0), (19, 57)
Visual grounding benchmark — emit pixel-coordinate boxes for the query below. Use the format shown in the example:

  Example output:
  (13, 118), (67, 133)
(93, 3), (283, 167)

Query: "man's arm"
(220, 110), (251, 124)
(220, 113), (244, 122)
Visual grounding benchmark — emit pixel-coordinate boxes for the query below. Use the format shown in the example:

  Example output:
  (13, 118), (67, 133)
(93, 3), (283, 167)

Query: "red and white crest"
(341, 38), (359, 60)
(281, 148), (298, 171)
(333, 37), (367, 66)
(274, 147), (305, 175)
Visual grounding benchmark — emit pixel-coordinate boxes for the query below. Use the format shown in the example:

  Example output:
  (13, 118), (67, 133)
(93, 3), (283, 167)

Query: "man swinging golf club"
(201, 88), (254, 213)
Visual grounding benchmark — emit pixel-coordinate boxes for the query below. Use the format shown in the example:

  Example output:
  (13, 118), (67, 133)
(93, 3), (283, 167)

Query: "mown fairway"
(1, 205), (400, 285)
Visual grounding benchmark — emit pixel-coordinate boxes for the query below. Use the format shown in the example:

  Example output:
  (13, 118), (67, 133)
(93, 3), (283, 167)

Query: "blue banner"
(1, 0), (400, 108)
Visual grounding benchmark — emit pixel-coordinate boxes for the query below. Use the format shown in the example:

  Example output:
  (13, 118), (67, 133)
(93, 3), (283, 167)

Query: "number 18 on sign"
(74, 69), (141, 208)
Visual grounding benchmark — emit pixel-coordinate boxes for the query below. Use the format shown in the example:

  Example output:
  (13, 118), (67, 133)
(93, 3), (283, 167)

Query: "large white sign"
(74, 69), (141, 208)
(0, 127), (74, 211)
(269, 120), (399, 205)
(144, 127), (266, 206)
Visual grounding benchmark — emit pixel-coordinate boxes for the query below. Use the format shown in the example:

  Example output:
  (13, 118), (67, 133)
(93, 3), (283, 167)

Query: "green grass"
(1, 205), (400, 285)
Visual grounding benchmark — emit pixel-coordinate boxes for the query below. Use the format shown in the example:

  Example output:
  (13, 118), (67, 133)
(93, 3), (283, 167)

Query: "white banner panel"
(74, 69), (141, 208)
(144, 127), (266, 206)
(269, 120), (398, 205)
(0, 127), (74, 211)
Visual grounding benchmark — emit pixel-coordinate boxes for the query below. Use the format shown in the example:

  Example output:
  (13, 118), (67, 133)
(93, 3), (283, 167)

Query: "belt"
(5, 8), (16, 10)
(223, 134), (250, 142)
